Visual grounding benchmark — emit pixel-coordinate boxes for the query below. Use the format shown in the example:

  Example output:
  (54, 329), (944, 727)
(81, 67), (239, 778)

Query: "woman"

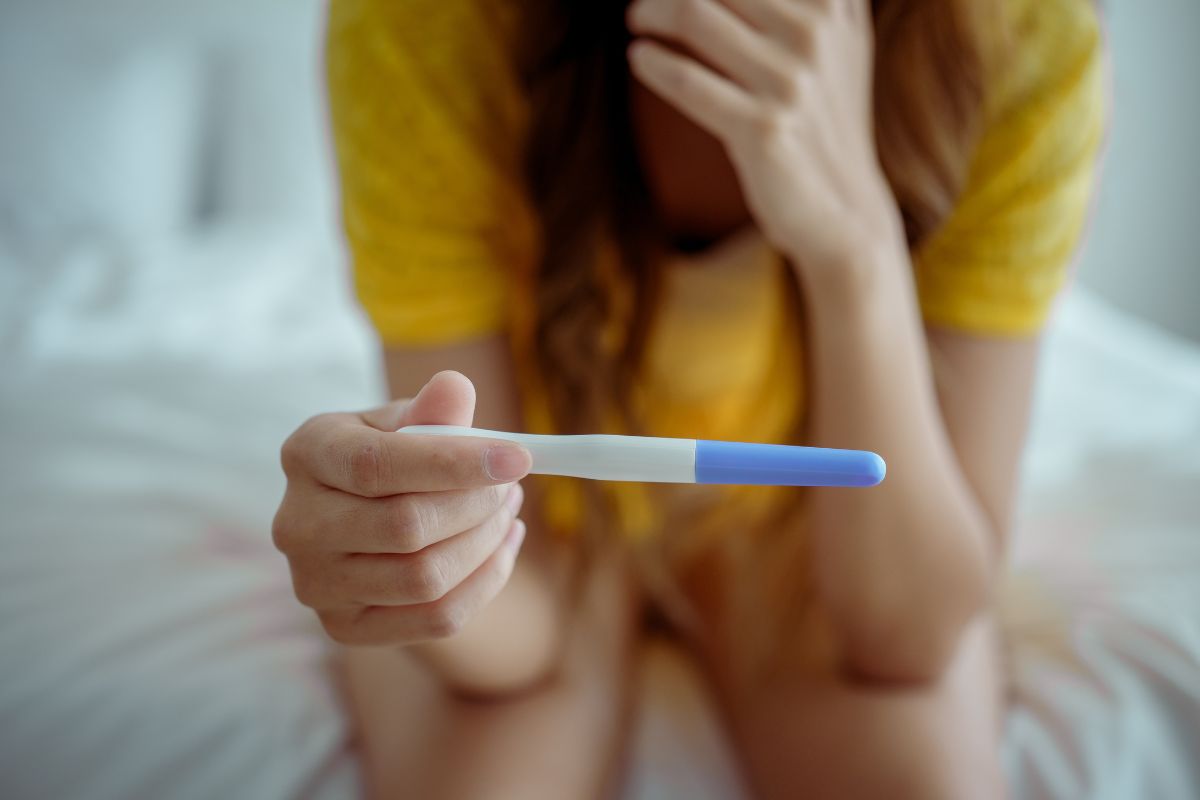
(272, 0), (1105, 796)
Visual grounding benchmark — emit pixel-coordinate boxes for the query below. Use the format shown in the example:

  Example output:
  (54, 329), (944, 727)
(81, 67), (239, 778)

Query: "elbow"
(430, 610), (567, 701)
(833, 556), (993, 685)
(418, 593), (569, 701)
(838, 610), (973, 685)
(436, 643), (563, 701)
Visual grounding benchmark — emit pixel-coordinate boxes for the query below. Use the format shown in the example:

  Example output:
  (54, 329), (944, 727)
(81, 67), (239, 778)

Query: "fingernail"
(485, 445), (531, 482)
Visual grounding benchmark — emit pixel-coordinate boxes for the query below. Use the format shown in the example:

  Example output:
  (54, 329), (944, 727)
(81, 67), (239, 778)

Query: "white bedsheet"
(1, 229), (1198, 799)
(1000, 292), (1200, 799)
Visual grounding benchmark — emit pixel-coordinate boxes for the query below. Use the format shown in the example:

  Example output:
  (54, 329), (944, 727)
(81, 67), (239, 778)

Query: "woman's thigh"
(343, 542), (643, 800)
(718, 616), (1006, 800)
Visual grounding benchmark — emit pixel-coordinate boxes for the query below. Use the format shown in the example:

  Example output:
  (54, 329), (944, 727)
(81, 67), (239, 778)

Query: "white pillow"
(0, 19), (204, 244)
(202, 0), (336, 230)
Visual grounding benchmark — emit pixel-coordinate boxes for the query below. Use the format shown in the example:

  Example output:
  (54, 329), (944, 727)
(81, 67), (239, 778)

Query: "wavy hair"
(523, 0), (995, 440)
(520, 0), (1002, 647)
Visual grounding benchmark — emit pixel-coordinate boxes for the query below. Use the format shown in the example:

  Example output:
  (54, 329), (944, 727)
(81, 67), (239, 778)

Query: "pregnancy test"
(398, 425), (885, 487)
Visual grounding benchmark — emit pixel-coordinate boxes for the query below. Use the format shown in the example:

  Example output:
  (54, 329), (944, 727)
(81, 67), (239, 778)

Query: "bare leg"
(344, 543), (641, 800)
(715, 615), (1006, 800)
(667, 531), (1004, 800)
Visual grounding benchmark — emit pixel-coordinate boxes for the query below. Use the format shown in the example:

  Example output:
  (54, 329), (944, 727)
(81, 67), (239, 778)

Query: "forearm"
(409, 503), (570, 697)
(794, 240), (996, 683)
(409, 565), (564, 697)
(381, 342), (568, 695)
(345, 532), (637, 800)
(620, 0), (1017, 683)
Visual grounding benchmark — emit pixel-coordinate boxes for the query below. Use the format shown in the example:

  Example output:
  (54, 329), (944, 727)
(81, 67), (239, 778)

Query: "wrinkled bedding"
(1, 230), (1197, 799)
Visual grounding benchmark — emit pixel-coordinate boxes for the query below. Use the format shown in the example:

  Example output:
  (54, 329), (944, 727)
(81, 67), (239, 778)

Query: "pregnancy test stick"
(398, 425), (885, 487)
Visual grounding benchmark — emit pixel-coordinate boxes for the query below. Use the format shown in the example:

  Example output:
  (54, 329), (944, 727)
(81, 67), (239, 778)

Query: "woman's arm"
(795, 246), (1035, 683)
(626, 0), (1045, 682)
(342, 342), (637, 800)
(373, 337), (568, 695)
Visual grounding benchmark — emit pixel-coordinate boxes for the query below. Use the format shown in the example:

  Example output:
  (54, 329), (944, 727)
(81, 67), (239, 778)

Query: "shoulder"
(327, 0), (526, 47)
(913, 0), (1107, 335)
(980, 0), (1107, 163)
(326, 0), (530, 113)
(325, 0), (541, 347)
(950, 0), (1108, 225)
(325, 0), (535, 185)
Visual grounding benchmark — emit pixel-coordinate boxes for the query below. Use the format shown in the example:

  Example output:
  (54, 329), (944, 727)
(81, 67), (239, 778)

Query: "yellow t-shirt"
(326, 0), (1106, 538)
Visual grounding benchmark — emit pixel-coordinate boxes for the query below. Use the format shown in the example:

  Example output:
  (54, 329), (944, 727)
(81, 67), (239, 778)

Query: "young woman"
(273, 0), (1105, 795)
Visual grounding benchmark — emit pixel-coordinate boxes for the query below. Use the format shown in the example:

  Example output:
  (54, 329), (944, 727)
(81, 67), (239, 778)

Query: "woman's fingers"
(724, 0), (812, 30)
(290, 485), (525, 608)
(317, 519), (528, 644)
(274, 375), (539, 647)
(276, 482), (520, 554)
(628, 39), (756, 142)
(627, 0), (801, 100)
(280, 414), (531, 497)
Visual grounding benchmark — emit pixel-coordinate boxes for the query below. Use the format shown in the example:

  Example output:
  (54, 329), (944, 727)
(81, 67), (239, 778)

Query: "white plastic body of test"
(397, 425), (696, 483)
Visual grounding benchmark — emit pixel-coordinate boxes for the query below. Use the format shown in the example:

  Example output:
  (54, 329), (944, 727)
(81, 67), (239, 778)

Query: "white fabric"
(0, 30), (204, 244)
(1, 225), (1198, 798)
(0, 0), (334, 244)
(1000, 292), (1200, 800)
(0, 228), (379, 800)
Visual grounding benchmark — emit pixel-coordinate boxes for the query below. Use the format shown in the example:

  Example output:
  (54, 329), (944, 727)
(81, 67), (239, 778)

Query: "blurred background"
(1081, 0), (1200, 342)
(0, 2), (1197, 799)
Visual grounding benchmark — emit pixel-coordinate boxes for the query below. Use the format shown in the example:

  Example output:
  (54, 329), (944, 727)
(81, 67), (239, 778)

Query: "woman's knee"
(859, 742), (1005, 800)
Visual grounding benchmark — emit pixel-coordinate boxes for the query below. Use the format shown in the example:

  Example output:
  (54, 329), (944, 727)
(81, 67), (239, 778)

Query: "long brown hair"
(523, 0), (996, 442)
(520, 0), (1002, 652)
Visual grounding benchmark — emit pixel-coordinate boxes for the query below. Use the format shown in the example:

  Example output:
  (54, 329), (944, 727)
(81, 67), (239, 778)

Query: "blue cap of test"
(694, 439), (886, 487)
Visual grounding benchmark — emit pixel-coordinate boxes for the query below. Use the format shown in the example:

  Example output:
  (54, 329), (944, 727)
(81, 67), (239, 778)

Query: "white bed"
(1, 2), (1198, 798)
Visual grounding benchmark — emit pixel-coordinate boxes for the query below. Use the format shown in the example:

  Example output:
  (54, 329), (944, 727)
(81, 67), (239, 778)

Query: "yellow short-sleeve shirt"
(327, 0), (537, 344)
(327, 0), (1106, 538)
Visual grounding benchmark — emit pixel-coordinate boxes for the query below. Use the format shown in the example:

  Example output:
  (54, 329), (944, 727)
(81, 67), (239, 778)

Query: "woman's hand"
(627, 0), (902, 278)
(272, 371), (532, 646)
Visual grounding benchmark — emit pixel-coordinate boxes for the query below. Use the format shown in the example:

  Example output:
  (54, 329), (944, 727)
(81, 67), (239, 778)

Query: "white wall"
(1077, 1), (1200, 342)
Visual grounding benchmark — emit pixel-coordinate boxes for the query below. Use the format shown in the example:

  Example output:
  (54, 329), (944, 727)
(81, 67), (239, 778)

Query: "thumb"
(362, 370), (476, 432)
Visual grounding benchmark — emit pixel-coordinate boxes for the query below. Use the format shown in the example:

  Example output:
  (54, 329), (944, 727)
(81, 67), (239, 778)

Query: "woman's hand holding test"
(272, 373), (532, 646)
